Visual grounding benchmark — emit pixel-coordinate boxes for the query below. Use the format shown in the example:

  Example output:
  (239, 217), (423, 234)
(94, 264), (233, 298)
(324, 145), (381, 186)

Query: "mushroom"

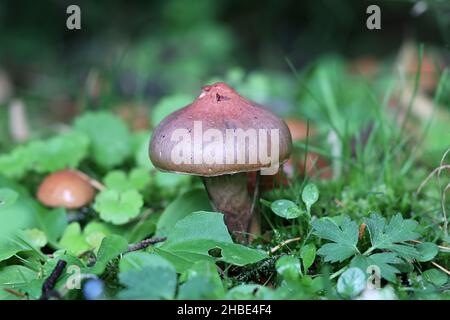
(37, 169), (96, 209)
(149, 82), (292, 240)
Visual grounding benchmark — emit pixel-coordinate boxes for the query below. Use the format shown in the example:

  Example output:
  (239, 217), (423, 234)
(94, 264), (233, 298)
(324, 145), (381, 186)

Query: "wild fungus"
(37, 169), (96, 209)
(149, 82), (292, 240)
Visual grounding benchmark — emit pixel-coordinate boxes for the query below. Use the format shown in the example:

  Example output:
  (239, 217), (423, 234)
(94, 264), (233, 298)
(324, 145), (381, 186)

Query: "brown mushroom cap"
(37, 170), (95, 209)
(149, 82), (292, 176)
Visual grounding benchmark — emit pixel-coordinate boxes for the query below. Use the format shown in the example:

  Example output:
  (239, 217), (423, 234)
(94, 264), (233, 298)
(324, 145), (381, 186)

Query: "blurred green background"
(0, 0), (449, 160)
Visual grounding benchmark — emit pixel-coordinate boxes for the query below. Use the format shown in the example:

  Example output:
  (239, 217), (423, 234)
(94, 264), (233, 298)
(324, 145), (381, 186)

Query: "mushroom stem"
(202, 172), (254, 241)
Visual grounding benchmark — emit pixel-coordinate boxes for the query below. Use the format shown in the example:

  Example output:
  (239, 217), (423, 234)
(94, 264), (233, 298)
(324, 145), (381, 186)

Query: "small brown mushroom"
(37, 169), (96, 209)
(149, 82), (292, 240)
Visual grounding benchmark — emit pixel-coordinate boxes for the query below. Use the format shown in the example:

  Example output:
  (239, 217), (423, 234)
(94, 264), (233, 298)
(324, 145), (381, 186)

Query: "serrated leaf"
(30, 131), (89, 173)
(312, 217), (359, 262)
(0, 146), (32, 179)
(271, 199), (303, 219)
(365, 213), (420, 258)
(350, 253), (402, 283)
(74, 112), (131, 168)
(94, 189), (143, 225)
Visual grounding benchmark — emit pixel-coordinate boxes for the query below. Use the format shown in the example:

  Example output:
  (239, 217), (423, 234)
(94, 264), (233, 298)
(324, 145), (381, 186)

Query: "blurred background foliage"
(0, 0), (449, 161)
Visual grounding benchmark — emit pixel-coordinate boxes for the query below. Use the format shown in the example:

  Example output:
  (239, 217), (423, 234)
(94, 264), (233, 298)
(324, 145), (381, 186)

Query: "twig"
(126, 237), (167, 253)
(415, 165), (450, 196)
(3, 288), (27, 298)
(269, 237), (301, 254)
(431, 261), (450, 276)
(40, 259), (67, 300)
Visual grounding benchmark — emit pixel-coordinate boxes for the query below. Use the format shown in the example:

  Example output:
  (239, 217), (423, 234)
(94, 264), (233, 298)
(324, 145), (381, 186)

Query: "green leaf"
(416, 242), (439, 262)
(29, 131), (89, 173)
(271, 199), (303, 219)
(365, 213), (420, 259)
(0, 265), (39, 300)
(35, 207), (67, 244)
(151, 94), (192, 127)
(0, 188), (18, 209)
(90, 235), (128, 274)
(156, 188), (212, 237)
(132, 132), (154, 169)
(104, 168), (150, 192)
(156, 212), (268, 272)
(422, 268), (448, 286)
(0, 146), (33, 179)
(178, 261), (225, 299)
(118, 265), (177, 300)
(58, 223), (91, 255)
(23, 229), (47, 249)
(337, 267), (366, 299)
(312, 217), (359, 262)
(276, 255), (301, 280)
(74, 112), (131, 168)
(226, 284), (276, 300)
(301, 183), (319, 215)
(119, 252), (174, 273)
(94, 189), (143, 225)
(350, 253), (402, 283)
(300, 243), (316, 273)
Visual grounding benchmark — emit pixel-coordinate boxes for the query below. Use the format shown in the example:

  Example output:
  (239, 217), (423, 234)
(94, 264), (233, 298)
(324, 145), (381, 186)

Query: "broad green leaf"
(177, 275), (224, 299)
(156, 188), (212, 237)
(422, 269), (448, 286)
(74, 112), (131, 168)
(276, 255), (301, 280)
(312, 217), (359, 262)
(156, 212), (268, 272)
(118, 265), (177, 300)
(23, 229), (47, 249)
(0, 188), (18, 209)
(301, 183), (319, 215)
(271, 199), (303, 219)
(226, 284), (277, 300)
(416, 242), (439, 262)
(0, 265), (39, 300)
(90, 235), (128, 274)
(119, 252), (174, 273)
(94, 189), (143, 225)
(337, 267), (366, 299)
(300, 243), (316, 273)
